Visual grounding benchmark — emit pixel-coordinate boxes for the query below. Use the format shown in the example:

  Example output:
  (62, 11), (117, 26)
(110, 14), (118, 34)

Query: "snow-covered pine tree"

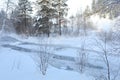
(69, 15), (75, 34)
(35, 0), (57, 37)
(92, 0), (120, 18)
(0, 10), (7, 30)
(0, 0), (14, 35)
(82, 6), (91, 36)
(92, 0), (96, 12)
(53, 0), (68, 35)
(15, 0), (32, 35)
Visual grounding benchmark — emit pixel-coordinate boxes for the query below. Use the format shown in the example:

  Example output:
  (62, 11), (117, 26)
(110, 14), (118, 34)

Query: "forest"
(0, 0), (120, 80)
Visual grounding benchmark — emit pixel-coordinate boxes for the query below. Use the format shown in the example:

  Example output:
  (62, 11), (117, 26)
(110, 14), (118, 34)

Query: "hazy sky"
(67, 0), (93, 17)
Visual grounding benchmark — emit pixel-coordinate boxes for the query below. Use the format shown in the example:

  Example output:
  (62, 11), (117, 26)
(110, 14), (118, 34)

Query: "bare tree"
(76, 43), (87, 73)
(94, 32), (111, 80)
(94, 31), (120, 80)
(75, 13), (82, 36)
(33, 38), (53, 76)
(76, 14), (88, 73)
(38, 46), (51, 75)
(69, 15), (75, 34)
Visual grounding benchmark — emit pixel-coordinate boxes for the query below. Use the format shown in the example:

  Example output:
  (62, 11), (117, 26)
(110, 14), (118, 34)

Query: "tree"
(73, 10), (84, 36)
(37, 45), (51, 75)
(34, 0), (68, 36)
(94, 31), (120, 80)
(76, 45), (87, 73)
(69, 15), (75, 34)
(0, 10), (7, 30)
(92, 0), (120, 18)
(32, 39), (52, 76)
(0, 0), (14, 35)
(92, 0), (96, 12)
(82, 6), (91, 36)
(34, 0), (57, 37)
(113, 17), (120, 31)
(14, 0), (32, 35)
(53, 0), (68, 35)
(75, 7), (91, 73)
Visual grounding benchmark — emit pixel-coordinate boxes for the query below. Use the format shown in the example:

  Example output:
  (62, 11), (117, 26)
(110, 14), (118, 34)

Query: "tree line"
(0, 0), (120, 37)
(0, 0), (68, 37)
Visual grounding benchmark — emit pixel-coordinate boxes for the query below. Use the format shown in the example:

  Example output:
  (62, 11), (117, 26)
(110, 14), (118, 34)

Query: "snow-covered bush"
(76, 48), (87, 73)
(33, 38), (53, 75)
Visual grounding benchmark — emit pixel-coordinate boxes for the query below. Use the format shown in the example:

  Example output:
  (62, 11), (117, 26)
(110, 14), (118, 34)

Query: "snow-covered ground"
(0, 33), (120, 80)
(0, 47), (85, 80)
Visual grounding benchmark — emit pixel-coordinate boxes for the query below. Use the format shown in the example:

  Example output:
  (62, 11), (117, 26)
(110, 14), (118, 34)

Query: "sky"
(67, 0), (93, 17)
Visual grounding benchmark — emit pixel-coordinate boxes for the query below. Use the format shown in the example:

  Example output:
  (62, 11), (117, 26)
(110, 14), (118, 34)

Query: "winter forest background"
(0, 0), (120, 80)
(0, 0), (120, 37)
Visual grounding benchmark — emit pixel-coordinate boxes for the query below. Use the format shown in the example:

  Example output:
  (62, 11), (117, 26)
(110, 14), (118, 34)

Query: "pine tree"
(0, 10), (6, 25)
(35, 0), (57, 37)
(53, 0), (68, 35)
(0, 0), (14, 35)
(34, 0), (68, 36)
(92, 0), (96, 13)
(83, 6), (91, 18)
(69, 15), (74, 33)
(16, 0), (32, 35)
(83, 6), (91, 35)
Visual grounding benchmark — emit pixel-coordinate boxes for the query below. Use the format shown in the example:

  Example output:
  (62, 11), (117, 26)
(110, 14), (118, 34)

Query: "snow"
(46, 66), (94, 80)
(0, 47), (39, 80)
(0, 44), (93, 80)
(0, 33), (120, 80)
(0, 0), (120, 79)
